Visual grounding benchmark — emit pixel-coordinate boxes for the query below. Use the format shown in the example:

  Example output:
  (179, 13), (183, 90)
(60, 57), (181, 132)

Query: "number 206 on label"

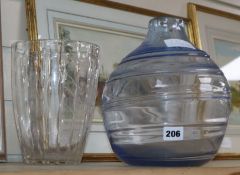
(163, 127), (184, 141)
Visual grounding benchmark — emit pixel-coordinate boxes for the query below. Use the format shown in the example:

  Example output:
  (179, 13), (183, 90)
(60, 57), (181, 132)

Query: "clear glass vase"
(11, 40), (100, 164)
(102, 17), (231, 166)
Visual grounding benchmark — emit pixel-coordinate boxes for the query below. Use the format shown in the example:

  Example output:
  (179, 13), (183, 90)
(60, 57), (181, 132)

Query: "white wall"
(111, 0), (240, 16)
(1, 0), (28, 162)
(1, 0), (240, 162)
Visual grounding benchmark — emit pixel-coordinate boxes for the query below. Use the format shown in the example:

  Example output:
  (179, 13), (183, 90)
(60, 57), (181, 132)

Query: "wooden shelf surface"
(0, 161), (239, 175)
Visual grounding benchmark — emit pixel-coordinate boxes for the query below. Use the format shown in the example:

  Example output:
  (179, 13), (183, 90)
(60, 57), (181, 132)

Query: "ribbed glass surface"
(11, 40), (99, 164)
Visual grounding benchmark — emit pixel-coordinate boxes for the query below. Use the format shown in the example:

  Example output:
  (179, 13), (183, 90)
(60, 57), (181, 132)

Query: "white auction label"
(164, 39), (195, 49)
(163, 127), (184, 141)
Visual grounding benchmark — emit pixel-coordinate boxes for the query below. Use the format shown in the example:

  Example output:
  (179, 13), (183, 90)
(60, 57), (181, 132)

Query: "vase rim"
(11, 39), (99, 49)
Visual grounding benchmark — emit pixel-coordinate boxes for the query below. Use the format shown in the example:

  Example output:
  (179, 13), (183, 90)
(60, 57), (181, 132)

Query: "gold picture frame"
(188, 3), (240, 49)
(188, 3), (240, 160)
(25, 0), (195, 44)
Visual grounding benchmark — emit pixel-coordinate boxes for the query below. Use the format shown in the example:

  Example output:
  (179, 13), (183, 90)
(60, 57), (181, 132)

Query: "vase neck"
(121, 17), (202, 63)
(144, 17), (193, 48)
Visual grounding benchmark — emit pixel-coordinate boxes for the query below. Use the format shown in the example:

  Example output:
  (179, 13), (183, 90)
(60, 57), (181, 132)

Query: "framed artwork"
(52, 12), (146, 123)
(25, 0), (195, 160)
(188, 3), (240, 159)
(0, 0), (7, 161)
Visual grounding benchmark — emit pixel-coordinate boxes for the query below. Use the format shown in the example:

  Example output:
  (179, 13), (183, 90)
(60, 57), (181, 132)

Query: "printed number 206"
(166, 130), (181, 137)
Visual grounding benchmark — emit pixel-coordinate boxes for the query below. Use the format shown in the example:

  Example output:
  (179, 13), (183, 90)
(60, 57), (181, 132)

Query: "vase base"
(22, 154), (83, 165)
(117, 155), (214, 166)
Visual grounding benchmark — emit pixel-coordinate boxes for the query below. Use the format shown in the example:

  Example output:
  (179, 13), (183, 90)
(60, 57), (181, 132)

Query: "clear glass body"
(102, 17), (231, 166)
(11, 40), (99, 164)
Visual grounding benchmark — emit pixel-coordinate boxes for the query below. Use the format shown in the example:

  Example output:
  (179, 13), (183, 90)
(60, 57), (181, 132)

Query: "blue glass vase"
(102, 17), (231, 166)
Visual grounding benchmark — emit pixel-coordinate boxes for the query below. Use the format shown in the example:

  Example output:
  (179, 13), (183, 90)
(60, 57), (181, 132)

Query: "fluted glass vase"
(11, 40), (100, 164)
